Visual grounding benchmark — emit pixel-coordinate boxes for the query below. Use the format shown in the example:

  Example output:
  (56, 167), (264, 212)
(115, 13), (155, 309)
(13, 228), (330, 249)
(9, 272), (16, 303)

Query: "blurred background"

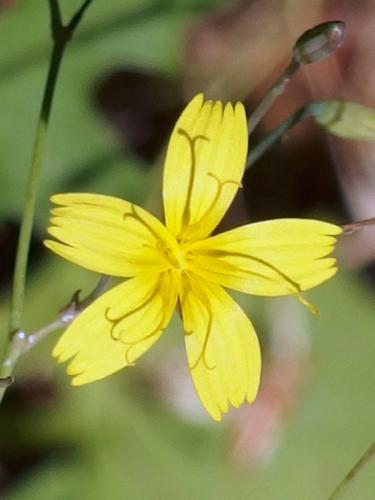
(0, 0), (375, 499)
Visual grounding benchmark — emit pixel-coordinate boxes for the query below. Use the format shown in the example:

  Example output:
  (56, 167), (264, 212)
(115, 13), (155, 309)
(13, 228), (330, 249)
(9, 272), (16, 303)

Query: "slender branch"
(328, 441), (375, 499)
(8, 0), (94, 337)
(23, 318), (66, 353)
(3, 0), (95, 405)
(342, 218), (375, 234)
(9, 46), (63, 337)
(247, 103), (319, 168)
(0, 276), (111, 403)
(24, 275), (111, 352)
(49, 0), (63, 33)
(69, 0), (95, 31)
(0, 377), (15, 389)
(248, 59), (300, 134)
(247, 21), (345, 135)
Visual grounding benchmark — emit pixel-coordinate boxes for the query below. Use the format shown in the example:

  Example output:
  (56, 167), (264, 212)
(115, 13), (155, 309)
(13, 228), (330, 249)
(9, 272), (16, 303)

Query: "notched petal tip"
(71, 376), (88, 387)
(211, 411), (222, 422)
(325, 223), (344, 236)
(52, 343), (71, 364)
(246, 391), (258, 405)
(187, 93), (204, 113)
(234, 101), (245, 114)
(43, 238), (53, 249)
(50, 193), (72, 205)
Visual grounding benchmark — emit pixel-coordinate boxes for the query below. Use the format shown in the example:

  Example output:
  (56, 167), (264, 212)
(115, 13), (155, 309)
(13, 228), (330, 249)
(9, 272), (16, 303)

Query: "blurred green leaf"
(0, 0), (214, 222)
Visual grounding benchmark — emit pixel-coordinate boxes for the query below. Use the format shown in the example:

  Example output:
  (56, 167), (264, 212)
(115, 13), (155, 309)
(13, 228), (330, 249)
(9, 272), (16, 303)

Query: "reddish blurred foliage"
(231, 355), (310, 467)
(0, 0), (14, 12)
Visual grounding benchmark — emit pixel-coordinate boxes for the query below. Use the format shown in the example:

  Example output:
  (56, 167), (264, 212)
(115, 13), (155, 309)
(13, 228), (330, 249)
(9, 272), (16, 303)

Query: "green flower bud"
(313, 100), (375, 140)
(313, 101), (375, 141)
(293, 21), (345, 65)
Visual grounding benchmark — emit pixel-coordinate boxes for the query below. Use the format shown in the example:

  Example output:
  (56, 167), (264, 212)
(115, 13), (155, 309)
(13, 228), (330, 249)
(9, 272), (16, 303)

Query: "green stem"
(247, 21), (345, 135)
(328, 441), (375, 499)
(0, 377), (14, 388)
(2, 0), (94, 404)
(0, 276), (110, 404)
(246, 102), (323, 169)
(248, 59), (300, 134)
(9, 41), (65, 336)
(8, 1), (94, 337)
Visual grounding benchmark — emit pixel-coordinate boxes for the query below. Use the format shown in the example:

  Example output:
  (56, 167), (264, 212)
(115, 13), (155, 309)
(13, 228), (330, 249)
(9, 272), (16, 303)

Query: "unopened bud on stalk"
(293, 21), (345, 65)
(313, 100), (375, 141)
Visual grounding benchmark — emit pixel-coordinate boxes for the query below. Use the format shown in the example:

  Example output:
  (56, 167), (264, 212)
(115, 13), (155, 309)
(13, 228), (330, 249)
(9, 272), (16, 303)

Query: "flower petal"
(188, 219), (342, 296)
(163, 94), (248, 241)
(45, 193), (176, 277)
(180, 274), (261, 421)
(53, 271), (179, 385)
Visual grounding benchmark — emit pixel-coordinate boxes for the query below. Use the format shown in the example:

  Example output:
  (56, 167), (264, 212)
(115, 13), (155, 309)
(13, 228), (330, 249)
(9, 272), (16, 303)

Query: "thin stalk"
(247, 20), (345, 135)
(248, 59), (300, 134)
(246, 103), (321, 168)
(342, 218), (375, 234)
(2, 0), (95, 404)
(0, 377), (14, 389)
(9, 41), (64, 336)
(328, 441), (375, 500)
(8, 0), (94, 337)
(0, 276), (111, 403)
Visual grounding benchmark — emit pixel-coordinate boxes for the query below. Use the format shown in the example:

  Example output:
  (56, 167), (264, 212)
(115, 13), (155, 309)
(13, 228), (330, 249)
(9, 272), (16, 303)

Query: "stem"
(9, 41), (64, 336)
(0, 377), (14, 389)
(8, 0), (94, 337)
(328, 441), (375, 500)
(247, 20), (346, 135)
(0, 276), (111, 404)
(247, 103), (321, 168)
(342, 218), (375, 234)
(248, 59), (300, 134)
(2, 0), (95, 405)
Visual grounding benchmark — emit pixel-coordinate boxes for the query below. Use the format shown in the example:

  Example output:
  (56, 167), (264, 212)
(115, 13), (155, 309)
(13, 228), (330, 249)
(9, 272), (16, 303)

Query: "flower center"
(163, 244), (187, 270)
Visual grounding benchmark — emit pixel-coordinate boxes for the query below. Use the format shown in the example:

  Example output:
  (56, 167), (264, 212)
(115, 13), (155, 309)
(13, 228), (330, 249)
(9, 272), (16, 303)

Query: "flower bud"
(293, 21), (345, 65)
(313, 100), (375, 140)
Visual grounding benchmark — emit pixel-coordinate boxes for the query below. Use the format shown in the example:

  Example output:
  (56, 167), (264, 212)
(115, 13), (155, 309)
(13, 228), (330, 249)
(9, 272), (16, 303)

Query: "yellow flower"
(45, 94), (342, 421)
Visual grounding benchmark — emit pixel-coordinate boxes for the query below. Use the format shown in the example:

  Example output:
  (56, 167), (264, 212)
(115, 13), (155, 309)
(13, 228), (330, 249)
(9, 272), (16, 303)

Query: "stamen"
(182, 286), (216, 371)
(201, 172), (241, 220)
(298, 295), (320, 315)
(198, 248), (319, 314)
(177, 128), (209, 230)
(123, 204), (161, 242)
(177, 172), (241, 240)
(105, 275), (163, 341)
(121, 312), (167, 364)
